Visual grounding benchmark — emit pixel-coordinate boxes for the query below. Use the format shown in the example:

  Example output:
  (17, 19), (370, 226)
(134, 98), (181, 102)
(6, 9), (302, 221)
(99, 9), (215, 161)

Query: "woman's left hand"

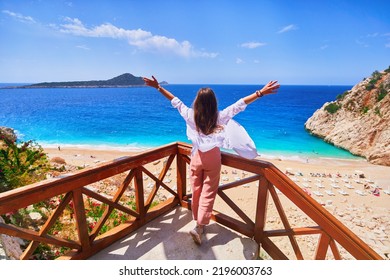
(260, 80), (280, 95)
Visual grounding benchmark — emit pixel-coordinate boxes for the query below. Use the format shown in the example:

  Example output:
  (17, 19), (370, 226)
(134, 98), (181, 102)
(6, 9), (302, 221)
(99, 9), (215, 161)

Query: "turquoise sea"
(0, 84), (359, 160)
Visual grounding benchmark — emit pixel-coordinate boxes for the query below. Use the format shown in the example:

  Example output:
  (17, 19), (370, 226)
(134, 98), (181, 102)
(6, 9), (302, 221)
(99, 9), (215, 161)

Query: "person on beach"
(143, 76), (279, 245)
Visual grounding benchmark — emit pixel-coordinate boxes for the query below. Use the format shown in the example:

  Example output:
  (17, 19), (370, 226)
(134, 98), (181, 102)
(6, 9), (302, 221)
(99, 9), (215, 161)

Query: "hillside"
(14, 73), (149, 88)
(305, 67), (390, 166)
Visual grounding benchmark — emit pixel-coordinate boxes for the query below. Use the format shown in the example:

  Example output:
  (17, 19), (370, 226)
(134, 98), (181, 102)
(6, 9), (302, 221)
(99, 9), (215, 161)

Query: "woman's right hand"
(143, 75), (159, 89)
(143, 75), (175, 100)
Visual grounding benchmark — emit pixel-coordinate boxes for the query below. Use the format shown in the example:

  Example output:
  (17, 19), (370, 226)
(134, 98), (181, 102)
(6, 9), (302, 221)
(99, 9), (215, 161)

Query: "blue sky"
(0, 0), (389, 85)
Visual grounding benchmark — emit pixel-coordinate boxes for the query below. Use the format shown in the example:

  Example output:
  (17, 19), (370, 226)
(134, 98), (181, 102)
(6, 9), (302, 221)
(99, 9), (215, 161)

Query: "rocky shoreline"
(305, 67), (390, 166)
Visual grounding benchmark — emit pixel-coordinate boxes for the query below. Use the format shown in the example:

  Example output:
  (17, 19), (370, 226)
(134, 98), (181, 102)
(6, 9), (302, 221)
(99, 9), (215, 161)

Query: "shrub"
(365, 70), (383, 90)
(0, 132), (50, 192)
(336, 90), (350, 101)
(325, 102), (341, 114)
(362, 106), (370, 114)
(374, 107), (381, 117)
(377, 84), (388, 102)
(365, 82), (375, 91)
(366, 78), (378, 90)
(372, 70), (382, 80)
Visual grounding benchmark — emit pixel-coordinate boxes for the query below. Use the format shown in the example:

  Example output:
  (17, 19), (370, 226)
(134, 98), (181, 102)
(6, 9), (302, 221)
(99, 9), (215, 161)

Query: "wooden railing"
(0, 142), (382, 260)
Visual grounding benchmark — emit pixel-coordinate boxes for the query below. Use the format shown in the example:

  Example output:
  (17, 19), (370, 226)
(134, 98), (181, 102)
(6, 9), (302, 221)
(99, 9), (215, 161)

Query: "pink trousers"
(190, 147), (221, 225)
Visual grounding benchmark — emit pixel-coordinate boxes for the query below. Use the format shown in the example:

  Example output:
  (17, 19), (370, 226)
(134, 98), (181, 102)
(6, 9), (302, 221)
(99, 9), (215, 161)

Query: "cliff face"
(305, 68), (390, 166)
(0, 126), (17, 143)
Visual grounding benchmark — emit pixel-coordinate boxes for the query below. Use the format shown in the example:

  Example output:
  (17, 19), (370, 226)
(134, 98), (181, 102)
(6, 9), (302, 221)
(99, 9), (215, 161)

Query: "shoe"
(189, 225), (204, 245)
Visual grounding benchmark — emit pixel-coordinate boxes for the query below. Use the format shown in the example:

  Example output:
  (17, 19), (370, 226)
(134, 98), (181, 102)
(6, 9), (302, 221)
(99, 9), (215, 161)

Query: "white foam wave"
(41, 143), (151, 152)
(258, 153), (309, 163)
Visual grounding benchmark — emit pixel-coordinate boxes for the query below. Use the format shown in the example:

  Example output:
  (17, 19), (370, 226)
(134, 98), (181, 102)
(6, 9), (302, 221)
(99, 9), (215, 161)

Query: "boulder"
(0, 216), (23, 260)
(0, 126), (17, 143)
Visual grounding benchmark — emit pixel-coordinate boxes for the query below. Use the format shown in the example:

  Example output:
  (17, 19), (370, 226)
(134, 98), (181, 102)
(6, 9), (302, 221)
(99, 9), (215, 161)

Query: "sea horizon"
(0, 82), (356, 87)
(0, 83), (363, 162)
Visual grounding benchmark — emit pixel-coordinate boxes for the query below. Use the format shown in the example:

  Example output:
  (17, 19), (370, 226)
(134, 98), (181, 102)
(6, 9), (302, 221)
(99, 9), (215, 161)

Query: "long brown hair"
(193, 88), (219, 135)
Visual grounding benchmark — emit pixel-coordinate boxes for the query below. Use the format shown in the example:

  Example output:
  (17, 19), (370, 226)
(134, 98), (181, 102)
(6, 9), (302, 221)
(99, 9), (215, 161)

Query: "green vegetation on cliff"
(0, 130), (49, 193)
(325, 102), (341, 114)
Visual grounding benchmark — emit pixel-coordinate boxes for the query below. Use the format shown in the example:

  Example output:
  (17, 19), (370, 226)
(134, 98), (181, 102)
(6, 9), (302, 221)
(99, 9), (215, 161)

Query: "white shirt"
(171, 97), (258, 159)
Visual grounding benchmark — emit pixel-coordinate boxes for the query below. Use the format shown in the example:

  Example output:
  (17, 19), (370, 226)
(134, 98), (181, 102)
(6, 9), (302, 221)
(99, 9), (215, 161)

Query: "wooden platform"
(89, 207), (259, 260)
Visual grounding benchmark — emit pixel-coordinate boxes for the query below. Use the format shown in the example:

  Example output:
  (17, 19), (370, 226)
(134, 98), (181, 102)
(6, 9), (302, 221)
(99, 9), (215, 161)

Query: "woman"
(143, 76), (279, 245)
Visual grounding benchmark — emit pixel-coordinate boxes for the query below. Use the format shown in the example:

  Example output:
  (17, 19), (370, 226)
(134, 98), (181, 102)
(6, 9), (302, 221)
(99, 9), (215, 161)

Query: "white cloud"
(385, 42), (390, 48)
(2, 10), (36, 23)
(320, 45), (329, 50)
(367, 32), (379, 38)
(277, 24), (298, 34)
(59, 17), (218, 58)
(236, 58), (244, 64)
(241, 42), (266, 49)
(356, 39), (369, 48)
(76, 45), (90, 51)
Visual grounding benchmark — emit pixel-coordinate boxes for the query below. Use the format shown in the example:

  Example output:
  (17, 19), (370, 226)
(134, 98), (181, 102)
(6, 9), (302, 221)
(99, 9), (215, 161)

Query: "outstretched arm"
(243, 80), (280, 104)
(143, 76), (175, 101)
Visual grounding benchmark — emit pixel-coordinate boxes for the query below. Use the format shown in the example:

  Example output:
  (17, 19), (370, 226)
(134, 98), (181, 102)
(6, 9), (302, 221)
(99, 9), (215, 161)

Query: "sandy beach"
(44, 146), (390, 259)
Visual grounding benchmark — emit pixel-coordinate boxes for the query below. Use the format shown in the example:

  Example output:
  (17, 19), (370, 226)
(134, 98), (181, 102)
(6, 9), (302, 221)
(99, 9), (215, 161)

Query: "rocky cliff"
(305, 67), (390, 166)
(0, 126), (17, 143)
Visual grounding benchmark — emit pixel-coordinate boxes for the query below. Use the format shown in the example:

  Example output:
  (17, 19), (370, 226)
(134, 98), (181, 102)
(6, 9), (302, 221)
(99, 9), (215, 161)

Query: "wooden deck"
(0, 142), (383, 260)
(89, 207), (259, 260)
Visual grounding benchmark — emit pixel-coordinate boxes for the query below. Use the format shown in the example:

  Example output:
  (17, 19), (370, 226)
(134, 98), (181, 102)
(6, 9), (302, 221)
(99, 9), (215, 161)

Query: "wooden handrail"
(178, 142), (382, 260)
(0, 142), (382, 260)
(262, 164), (382, 259)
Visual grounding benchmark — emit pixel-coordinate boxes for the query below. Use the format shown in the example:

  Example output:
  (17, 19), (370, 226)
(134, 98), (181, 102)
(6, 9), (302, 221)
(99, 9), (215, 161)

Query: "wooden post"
(254, 176), (269, 243)
(134, 167), (145, 222)
(21, 192), (73, 259)
(72, 189), (91, 252)
(315, 233), (331, 260)
(176, 153), (187, 205)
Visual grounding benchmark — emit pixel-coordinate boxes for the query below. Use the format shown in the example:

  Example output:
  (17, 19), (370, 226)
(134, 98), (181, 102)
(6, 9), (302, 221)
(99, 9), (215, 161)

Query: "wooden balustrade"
(0, 142), (382, 260)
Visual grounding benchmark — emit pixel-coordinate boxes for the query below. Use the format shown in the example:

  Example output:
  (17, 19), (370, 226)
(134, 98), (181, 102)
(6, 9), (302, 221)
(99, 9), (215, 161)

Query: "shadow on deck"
(89, 207), (258, 260)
